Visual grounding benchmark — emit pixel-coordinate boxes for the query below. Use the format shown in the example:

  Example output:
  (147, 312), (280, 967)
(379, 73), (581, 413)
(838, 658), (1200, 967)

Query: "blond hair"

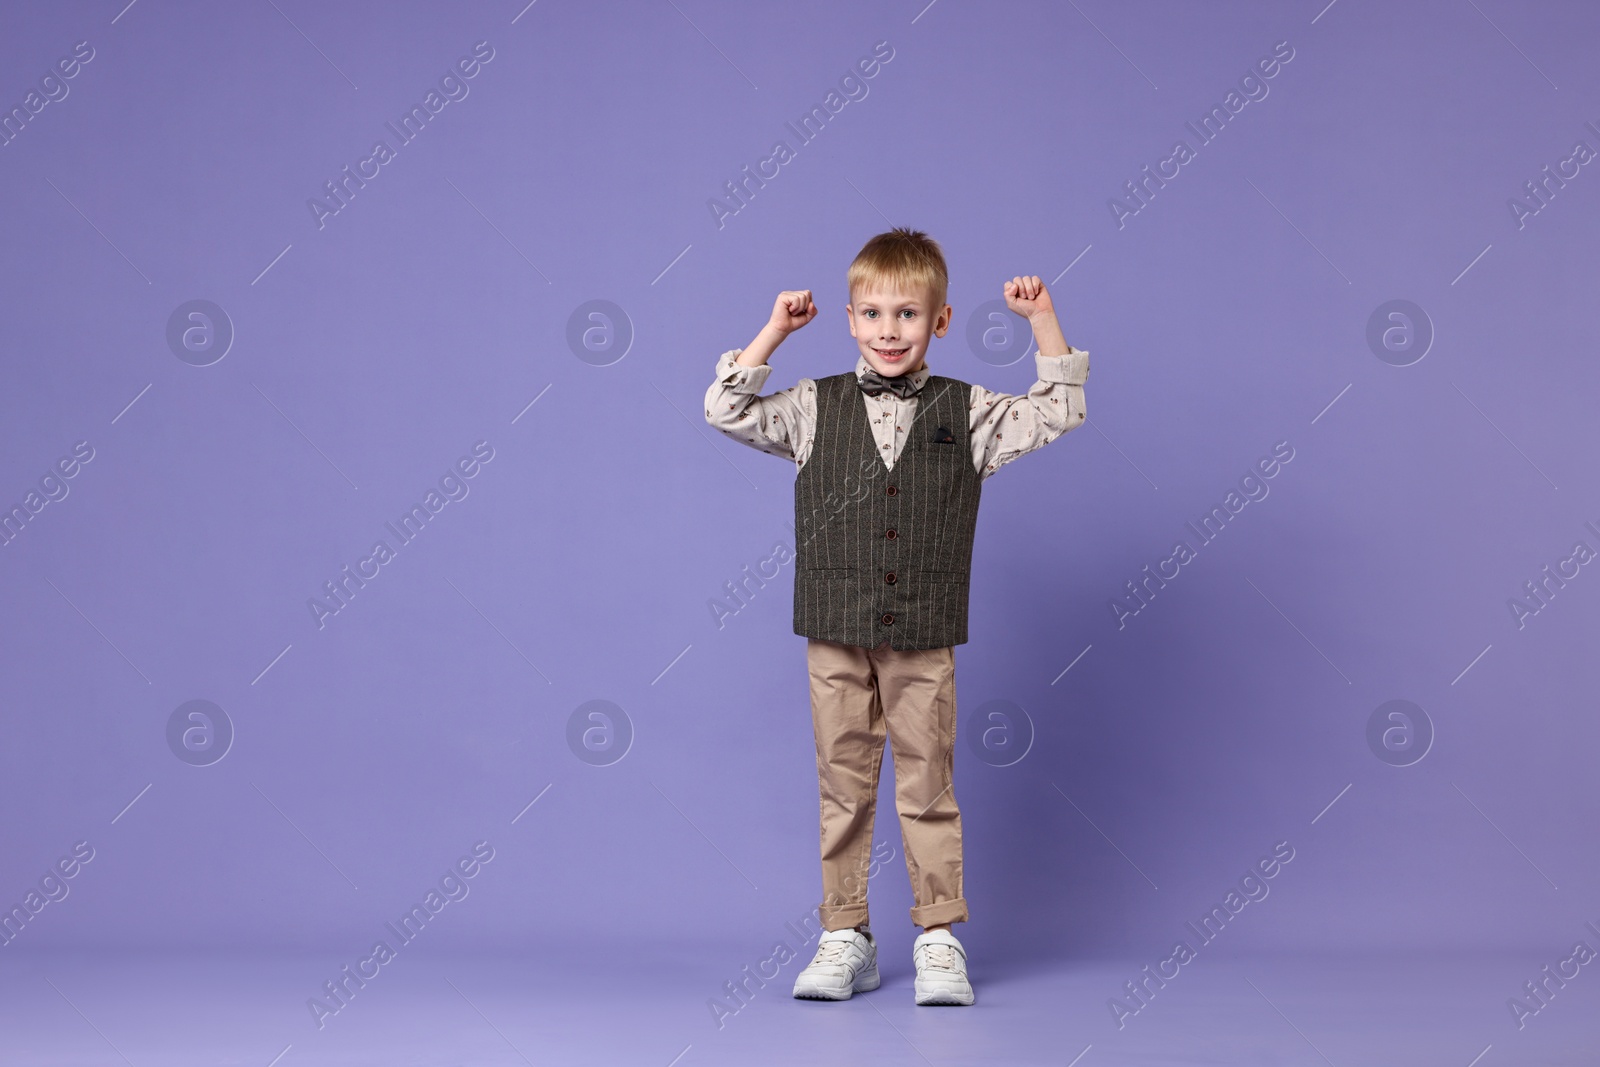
(846, 227), (948, 311)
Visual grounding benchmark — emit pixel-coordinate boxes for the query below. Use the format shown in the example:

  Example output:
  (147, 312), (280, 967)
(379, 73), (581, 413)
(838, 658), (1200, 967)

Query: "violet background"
(1, 0), (1597, 1060)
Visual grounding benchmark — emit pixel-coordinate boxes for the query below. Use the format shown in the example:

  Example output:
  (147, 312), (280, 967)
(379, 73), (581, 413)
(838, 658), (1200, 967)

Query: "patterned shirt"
(704, 347), (1089, 480)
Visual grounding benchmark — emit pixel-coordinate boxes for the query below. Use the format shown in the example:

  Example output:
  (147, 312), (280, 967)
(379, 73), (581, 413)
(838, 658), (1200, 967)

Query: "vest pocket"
(917, 568), (967, 582)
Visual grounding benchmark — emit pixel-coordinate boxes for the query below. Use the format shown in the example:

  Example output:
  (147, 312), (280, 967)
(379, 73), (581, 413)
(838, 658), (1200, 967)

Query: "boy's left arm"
(969, 275), (1090, 480)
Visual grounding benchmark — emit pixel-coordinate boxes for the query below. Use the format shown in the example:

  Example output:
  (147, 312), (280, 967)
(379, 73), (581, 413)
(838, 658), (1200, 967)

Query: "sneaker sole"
(914, 980), (974, 1006)
(793, 962), (880, 1000)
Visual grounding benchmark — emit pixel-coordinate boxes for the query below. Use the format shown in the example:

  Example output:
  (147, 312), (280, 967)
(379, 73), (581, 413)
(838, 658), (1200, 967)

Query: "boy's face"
(846, 282), (952, 378)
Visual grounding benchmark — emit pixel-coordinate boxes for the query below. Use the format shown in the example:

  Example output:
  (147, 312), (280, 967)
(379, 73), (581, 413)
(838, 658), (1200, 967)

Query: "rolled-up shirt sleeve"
(703, 349), (811, 463)
(970, 346), (1089, 480)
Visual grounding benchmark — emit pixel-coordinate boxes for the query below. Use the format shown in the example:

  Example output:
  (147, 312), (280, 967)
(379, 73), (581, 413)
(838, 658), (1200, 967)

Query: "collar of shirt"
(853, 355), (931, 398)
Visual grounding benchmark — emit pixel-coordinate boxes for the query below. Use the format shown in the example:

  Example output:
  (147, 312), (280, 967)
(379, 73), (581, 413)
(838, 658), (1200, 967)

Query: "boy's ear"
(933, 304), (953, 337)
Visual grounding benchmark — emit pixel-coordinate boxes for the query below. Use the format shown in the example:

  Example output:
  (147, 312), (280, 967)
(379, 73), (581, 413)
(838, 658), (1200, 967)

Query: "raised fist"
(769, 289), (818, 335)
(1003, 275), (1055, 320)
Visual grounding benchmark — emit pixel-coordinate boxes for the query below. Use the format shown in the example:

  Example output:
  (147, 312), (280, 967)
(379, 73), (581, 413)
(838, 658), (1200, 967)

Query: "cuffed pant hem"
(819, 903), (870, 931)
(910, 897), (968, 928)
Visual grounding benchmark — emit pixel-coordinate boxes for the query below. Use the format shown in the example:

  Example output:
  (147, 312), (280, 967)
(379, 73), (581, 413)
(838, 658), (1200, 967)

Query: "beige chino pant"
(806, 636), (968, 931)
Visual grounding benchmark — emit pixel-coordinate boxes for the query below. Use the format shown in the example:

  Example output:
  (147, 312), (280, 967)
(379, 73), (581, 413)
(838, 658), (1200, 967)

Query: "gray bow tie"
(856, 367), (924, 399)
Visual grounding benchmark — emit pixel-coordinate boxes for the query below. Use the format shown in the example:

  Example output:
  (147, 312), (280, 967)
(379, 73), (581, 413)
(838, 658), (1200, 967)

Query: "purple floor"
(2, 943), (1592, 1065)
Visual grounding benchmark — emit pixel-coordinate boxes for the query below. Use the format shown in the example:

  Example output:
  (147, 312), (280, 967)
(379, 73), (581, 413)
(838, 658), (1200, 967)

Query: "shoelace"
(814, 939), (850, 965)
(921, 943), (958, 972)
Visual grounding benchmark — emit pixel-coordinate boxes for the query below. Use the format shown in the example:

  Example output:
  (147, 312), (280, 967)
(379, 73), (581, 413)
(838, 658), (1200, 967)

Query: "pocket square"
(931, 426), (955, 444)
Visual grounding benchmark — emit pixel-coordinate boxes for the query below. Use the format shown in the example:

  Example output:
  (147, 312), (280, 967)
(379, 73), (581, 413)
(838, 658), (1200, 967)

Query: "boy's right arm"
(703, 349), (812, 462)
(702, 289), (820, 463)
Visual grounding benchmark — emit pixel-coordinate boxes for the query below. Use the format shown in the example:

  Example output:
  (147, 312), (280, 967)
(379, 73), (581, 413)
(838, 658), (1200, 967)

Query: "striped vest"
(793, 371), (982, 650)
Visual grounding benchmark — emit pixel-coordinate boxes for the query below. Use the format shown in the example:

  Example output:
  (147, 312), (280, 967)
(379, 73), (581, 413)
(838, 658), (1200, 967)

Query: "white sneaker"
(792, 927), (880, 1000)
(913, 929), (974, 1005)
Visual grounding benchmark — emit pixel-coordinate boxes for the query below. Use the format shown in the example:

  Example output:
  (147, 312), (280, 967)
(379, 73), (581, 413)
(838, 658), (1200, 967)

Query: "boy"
(702, 228), (1089, 1006)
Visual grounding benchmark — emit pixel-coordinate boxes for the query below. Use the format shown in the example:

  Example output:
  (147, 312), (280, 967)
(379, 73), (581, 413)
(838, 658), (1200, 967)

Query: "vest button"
(885, 528), (897, 540)
(885, 571), (897, 584)
(886, 485), (898, 496)
(881, 612), (894, 625)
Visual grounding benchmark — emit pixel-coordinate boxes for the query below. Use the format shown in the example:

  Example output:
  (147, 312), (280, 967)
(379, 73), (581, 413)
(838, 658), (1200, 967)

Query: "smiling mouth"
(873, 347), (909, 358)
